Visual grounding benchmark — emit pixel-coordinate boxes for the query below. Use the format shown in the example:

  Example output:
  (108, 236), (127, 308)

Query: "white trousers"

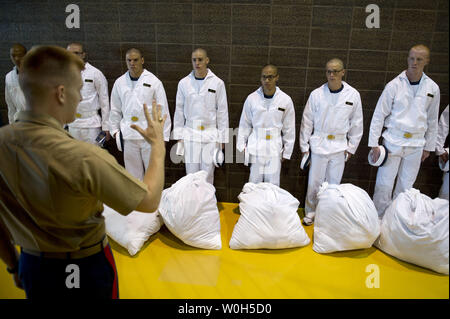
(249, 155), (282, 186)
(123, 139), (151, 181)
(373, 140), (423, 217)
(304, 151), (346, 220)
(68, 127), (101, 145)
(184, 140), (216, 185)
(439, 171), (449, 200)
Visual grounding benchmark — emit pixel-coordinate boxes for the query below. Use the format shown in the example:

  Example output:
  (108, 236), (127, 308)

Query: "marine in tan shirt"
(0, 45), (167, 299)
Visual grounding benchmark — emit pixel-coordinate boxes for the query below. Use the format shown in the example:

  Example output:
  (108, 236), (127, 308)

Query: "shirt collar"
(16, 111), (72, 137)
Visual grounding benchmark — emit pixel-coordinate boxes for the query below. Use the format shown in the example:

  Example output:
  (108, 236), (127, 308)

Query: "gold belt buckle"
(131, 116), (139, 122)
(198, 125), (205, 131)
(327, 134), (335, 140)
(265, 135), (271, 140)
(75, 113), (82, 118)
(403, 132), (412, 139)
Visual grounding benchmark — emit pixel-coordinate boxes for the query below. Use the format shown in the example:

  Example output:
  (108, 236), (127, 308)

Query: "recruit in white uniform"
(237, 86), (296, 186)
(110, 69), (171, 180)
(5, 66), (27, 124)
(67, 62), (110, 145)
(369, 62), (440, 216)
(300, 81), (363, 224)
(436, 105), (449, 200)
(173, 68), (229, 185)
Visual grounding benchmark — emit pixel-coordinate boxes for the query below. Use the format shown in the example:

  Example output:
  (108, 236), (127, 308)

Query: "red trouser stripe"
(103, 244), (119, 299)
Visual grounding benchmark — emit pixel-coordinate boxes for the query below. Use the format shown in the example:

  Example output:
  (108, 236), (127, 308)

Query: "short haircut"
(193, 48), (208, 57)
(410, 44), (430, 60)
(326, 58), (345, 70)
(67, 42), (84, 51)
(262, 64), (278, 75)
(19, 45), (84, 104)
(126, 48), (143, 58)
(10, 43), (27, 54)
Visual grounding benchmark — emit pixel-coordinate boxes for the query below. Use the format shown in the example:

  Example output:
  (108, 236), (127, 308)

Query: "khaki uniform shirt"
(0, 111), (148, 252)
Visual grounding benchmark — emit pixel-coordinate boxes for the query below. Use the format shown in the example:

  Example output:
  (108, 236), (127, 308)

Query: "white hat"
(368, 145), (387, 167)
(213, 148), (224, 168)
(439, 148), (449, 172)
(115, 131), (123, 152)
(300, 152), (311, 170)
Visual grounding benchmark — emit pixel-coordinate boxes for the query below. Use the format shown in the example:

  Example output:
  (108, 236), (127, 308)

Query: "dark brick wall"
(1, 0), (448, 203)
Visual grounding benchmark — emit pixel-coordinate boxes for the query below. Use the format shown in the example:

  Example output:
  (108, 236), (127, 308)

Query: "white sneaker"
(302, 215), (314, 226)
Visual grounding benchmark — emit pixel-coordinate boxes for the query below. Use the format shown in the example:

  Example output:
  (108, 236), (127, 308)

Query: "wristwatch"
(6, 264), (18, 274)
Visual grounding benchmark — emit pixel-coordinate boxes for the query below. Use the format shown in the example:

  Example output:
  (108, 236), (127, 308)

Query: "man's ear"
(56, 85), (65, 104)
(205, 57), (210, 65)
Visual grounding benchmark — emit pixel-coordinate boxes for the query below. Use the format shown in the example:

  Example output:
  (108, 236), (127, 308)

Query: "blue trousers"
(18, 244), (118, 299)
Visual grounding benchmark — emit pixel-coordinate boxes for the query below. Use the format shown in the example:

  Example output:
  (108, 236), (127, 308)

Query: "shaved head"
(326, 58), (345, 70)
(409, 44), (430, 61)
(262, 64), (278, 75)
(193, 48), (208, 58)
(126, 48), (143, 59)
(11, 43), (27, 54)
(10, 43), (27, 69)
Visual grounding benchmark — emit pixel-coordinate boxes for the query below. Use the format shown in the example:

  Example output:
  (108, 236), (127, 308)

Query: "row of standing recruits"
(4, 44), (447, 220)
(0, 44), (447, 299)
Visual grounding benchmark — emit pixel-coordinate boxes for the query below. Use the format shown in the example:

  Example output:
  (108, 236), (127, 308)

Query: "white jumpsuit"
(237, 87), (296, 186)
(369, 71), (440, 216)
(67, 62), (110, 145)
(5, 66), (27, 124)
(300, 82), (363, 222)
(172, 69), (229, 185)
(436, 105), (449, 200)
(110, 69), (172, 180)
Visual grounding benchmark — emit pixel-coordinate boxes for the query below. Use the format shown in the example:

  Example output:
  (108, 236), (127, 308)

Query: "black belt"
(21, 236), (108, 260)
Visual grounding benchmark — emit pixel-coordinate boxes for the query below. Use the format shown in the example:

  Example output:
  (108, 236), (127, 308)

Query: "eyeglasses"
(261, 74), (278, 81)
(326, 69), (343, 75)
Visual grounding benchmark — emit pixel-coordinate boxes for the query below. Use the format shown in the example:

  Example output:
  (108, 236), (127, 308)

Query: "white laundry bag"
(158, 170), (222, 250)
(375, 189), (449, 275)
(229, 182), (310, 249)
(313, 182), (380, 253)
(103, 205), (163, 256)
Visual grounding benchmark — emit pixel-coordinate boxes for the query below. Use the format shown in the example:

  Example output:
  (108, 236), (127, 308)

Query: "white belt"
(254, 128), (280, 141)
(185, 121), (216, 131)
(75, 110), (98, 119)
(388, 128), (424, 140)
(313, 131), (346, 140)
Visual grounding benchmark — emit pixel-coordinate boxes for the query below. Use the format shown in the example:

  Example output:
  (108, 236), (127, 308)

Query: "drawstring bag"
(230, 182), (310, 249)
(375, 189), (449, 275)
(313, 182), (380, 253)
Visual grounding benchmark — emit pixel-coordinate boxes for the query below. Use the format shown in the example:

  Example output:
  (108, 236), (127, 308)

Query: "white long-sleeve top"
(172, 69), (229, 143)
(5, 66), (27, 124)
(436, 105), (449, 155)
(237, 87), (296, 159)
(67, 62), (110, 131)
(109, 69), (171, 141)
(368, 71), (440, 151)
(299, 81), (363, 155)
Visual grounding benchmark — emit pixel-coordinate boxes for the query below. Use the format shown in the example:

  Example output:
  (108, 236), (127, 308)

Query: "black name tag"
(345, 101), (353, 106)
(85, 79), (93, 83)
(143, 83), (151, 87)
(208, 89), (216, 93)
(427, 93), (434, 98)
(278, 107), (285, 112)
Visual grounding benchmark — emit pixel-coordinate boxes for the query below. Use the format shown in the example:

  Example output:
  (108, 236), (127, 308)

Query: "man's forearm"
(142, 142), (166, 211)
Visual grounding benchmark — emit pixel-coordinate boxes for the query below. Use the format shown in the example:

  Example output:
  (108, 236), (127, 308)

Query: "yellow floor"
(0, 202), (448, 299)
